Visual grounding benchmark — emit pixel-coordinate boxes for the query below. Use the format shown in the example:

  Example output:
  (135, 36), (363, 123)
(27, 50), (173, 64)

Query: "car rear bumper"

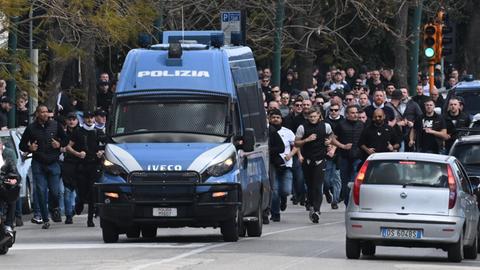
(95, 181), (242, 228)
(346, 211), (463, 245)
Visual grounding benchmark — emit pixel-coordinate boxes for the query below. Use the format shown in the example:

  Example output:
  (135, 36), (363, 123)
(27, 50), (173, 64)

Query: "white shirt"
(277, 127), (296, 168)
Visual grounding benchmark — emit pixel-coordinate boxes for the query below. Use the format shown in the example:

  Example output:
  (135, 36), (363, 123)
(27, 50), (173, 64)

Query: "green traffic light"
(424, 47), (435, 58)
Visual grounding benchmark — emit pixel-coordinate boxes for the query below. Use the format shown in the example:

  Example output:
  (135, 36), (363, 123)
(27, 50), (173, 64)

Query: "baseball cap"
(83, 111), (94, 118)
(0, 96), (14, 104)
(94, 109), (107, 117)
(66, 112), (77, 119)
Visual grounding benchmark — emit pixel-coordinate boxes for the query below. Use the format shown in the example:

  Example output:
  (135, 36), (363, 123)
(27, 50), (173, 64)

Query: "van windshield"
(112, 99), (229, 137)
(363, 160), (448, 187)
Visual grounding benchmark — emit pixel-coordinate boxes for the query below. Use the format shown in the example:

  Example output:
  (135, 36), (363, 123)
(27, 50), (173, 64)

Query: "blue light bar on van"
(150, 44), (208, 50)
(211, 33), (224, 48)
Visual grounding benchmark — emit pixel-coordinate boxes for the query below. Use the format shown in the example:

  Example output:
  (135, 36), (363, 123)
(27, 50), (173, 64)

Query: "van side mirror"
(242, 128), (255, 152)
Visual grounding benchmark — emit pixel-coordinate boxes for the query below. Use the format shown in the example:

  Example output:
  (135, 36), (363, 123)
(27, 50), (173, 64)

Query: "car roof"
(456, 135), (480, 143)
(454, 80), (480, 90)
(367, 152), (452, 164)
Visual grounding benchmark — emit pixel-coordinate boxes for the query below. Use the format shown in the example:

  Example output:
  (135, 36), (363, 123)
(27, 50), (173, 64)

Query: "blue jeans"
(292, 156), (306, 203)
(324, 160), (341, 204)
(339, 157), (362, 206)
(32, 160), (61, 222)
(271, 168), (293, 217)
(58, 180), (76, 217)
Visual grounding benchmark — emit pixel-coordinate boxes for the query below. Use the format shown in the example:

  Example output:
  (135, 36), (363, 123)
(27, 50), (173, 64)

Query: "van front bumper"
(95, 180), (242, 228)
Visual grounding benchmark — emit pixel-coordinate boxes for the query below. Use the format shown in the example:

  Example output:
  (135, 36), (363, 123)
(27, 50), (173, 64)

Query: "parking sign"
(221, 11), (241, 45)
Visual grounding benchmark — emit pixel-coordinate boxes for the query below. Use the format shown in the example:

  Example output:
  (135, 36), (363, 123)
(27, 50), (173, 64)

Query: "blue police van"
(96, 31), (270, 243)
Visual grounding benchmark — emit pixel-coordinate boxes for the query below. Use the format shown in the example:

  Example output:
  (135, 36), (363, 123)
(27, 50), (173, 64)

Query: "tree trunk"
(45, 53), (71, 110)
(393, 2), (409, 87)
(464, 1), (480, 78)
(80, 37), (97, 111)
(291, 11), (314, 92)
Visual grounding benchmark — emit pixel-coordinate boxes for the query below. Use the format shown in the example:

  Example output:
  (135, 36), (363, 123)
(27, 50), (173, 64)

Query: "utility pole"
(7, 16), (19, 128)
(272, 0), (285, 87)
(408, 0), (423, 97)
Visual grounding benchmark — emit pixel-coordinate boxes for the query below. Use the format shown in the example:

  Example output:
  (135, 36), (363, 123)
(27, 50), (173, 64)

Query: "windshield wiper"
(402, 182), (439, 187)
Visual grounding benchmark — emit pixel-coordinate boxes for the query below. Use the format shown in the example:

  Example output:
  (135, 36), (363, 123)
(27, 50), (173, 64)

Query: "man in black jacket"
(19, 105), (69, 229)
(267, 112), (285, 224)
(444, 97), (470, 153)
(359, 109), (400, 158)
(332, 105), (364, 206)
(66, 111), (106, 227)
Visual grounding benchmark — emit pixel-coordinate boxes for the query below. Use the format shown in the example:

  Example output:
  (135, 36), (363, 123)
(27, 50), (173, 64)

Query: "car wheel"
(221, 208), (240, 242)
(141, 226), (157, 238)
(361, 241), (376, 256)
(465, 231), (478, 259)
(246, 199), (263, 237)
(101, 218), (119, 243)
(126, 226), (141, 239)
(22, 178), (33, 215)
(346, 237), (361, 259)
(448, 229), (464, 262)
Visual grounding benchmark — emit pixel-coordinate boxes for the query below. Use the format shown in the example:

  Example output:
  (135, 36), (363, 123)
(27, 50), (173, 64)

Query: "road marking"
(131, 220), (344, 270)
(394, 264), (480, 269)
(12, 242), (207, 251)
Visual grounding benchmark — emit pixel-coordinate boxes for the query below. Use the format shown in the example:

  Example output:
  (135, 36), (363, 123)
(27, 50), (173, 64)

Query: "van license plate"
(153, 208), (177, 217)
(381, 228), (422, 239)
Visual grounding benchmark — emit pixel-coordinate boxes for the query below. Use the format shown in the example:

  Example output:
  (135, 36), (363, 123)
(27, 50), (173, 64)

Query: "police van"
(96, 31), (270, 243)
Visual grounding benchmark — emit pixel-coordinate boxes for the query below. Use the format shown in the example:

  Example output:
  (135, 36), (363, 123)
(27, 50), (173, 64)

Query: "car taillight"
(353, 161), (369, 205)
(447, 165), (456, 209)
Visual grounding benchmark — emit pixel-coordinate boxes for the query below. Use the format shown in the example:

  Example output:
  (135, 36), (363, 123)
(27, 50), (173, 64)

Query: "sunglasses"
(330, 109), (339, 112)
(295, 104), (303, 107)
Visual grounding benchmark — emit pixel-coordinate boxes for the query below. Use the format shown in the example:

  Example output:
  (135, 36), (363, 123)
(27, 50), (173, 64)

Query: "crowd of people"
(0, 73), (114, 233)
(264, 65), (472, 223)
(0, 63), (474, 236)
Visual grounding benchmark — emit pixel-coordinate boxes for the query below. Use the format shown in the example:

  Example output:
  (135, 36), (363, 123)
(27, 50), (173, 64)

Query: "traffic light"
(423, 23), (439, 61)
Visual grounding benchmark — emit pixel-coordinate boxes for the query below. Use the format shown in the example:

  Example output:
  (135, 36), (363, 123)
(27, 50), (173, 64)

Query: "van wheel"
(141, 226), (157, 238)
(448, 230), (464, 262)
(346, 237), (361, 259)
(126, 226), (141, 239)
(465, 231), (478, 259)
(221, 208), (239, 242)
(246, 199), (263, 237)
(362, 242), (376, 256)
(238, 211), (246, 237)
(101, 219), (119, 243)
(22, 178), (33, 214)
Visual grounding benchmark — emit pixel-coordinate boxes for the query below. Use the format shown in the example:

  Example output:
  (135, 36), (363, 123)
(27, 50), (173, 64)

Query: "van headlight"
(203, 153), (236, 179)
(103, 159), (128, 176)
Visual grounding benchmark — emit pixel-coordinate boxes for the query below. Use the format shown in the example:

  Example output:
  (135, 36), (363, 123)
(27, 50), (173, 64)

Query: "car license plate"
(381, 228), (422, 239)
(152, 208), (177, 217)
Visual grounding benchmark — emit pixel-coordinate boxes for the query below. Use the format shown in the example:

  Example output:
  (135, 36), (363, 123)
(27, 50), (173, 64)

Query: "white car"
(0, 128), (33, 213)
(345, 152), (479, 262)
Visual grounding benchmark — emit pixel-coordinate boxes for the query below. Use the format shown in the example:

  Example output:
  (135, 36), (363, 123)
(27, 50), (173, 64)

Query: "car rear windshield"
(363, 160), (448, 187)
